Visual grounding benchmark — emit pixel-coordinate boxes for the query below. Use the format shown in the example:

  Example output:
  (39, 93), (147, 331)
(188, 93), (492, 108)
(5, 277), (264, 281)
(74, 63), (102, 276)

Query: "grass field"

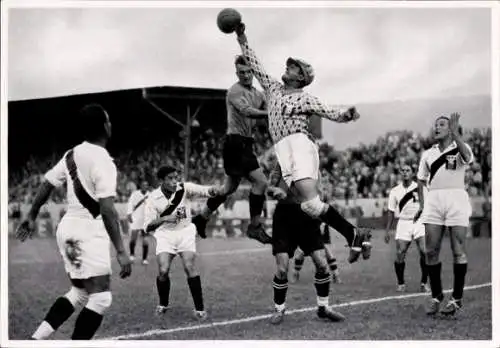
(8, 230), (492, 340)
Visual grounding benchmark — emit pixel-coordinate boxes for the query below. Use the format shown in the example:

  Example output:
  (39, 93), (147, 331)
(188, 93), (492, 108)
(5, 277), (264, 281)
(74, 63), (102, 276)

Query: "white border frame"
(1, 1), (498, 348)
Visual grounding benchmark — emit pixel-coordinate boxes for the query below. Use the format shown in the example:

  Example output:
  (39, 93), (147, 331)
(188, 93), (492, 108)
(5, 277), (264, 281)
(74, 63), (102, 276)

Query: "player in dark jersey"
(267, 163), (345, 324)
(192, 55), (271, 244)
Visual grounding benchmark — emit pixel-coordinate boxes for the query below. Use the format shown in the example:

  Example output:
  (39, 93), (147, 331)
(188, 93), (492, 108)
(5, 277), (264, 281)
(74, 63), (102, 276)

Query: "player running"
(127, 179), (150, 264)
(414, 113), (473, 317)
(233, 23), (371, 263)
(266, 163), (345, 325)
(144, 165), (222, 320)
(192, 55), (270, 244)
(16, 104), (132, 340)
(385, 164), (429, 293)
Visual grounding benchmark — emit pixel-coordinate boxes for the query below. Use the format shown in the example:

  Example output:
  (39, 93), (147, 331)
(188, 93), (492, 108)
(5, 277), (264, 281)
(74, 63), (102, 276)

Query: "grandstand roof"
(143, 86), (226, 101)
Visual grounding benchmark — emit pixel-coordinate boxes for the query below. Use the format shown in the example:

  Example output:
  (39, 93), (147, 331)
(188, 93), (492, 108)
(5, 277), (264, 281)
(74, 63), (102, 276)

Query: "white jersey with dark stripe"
(239, 41), (356, 145)
(127, 190), (149, 230)
(143, 182), (215, 233)
(44, 141), (117, 220)
(387, 181), (421, 220)
(417, 141), (473, 191)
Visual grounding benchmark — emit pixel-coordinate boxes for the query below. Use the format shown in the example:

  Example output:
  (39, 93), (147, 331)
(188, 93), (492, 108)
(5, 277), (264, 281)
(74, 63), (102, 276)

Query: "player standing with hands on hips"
(232, 20), (371, 263)
(16, 104), (132, 340)
(414, 113), (473, 317)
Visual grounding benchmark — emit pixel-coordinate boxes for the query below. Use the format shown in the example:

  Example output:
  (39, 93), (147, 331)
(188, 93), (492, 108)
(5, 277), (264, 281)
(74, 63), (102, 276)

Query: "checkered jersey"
(240, 41), (357, 144)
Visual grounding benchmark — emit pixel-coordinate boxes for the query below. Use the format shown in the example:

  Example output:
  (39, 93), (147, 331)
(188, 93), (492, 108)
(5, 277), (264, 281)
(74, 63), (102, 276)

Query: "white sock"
(32, 321), (55, 340)
(317, 296), (329, 307)
(275, 303), (285, 312)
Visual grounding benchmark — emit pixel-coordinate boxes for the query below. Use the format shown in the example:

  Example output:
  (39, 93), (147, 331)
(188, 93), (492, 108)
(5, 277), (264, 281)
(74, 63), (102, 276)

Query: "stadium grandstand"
(9, 86), (491, 200)
(8, 86), (491, 236)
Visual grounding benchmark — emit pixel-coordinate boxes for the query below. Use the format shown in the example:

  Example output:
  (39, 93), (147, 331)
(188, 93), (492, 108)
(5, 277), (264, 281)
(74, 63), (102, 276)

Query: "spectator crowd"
(8, 125), (491, 204)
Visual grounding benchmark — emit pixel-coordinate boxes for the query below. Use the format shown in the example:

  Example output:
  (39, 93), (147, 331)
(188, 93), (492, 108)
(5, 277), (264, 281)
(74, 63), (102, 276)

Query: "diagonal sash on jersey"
(65, 149), (101, 218)
(428, 147), (459, 184)
(398, 187), (418, 213)
(159, 184), (185, 217)
(132, 195), (148, 213)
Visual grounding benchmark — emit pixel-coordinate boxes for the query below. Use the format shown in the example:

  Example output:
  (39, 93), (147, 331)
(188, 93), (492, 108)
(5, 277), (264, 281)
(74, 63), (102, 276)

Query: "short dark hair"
(157, 165), (177, 180)
(80, 103), (108, 140)
(435, 115), (463, 135)
(235, 55), (248, 66)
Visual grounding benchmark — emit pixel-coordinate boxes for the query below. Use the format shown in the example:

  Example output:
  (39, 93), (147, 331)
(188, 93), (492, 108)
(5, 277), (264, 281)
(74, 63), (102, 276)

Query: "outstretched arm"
(236, 24), (280, 92)
(185, 182), (222, 199)
(304, 95), (360, 123)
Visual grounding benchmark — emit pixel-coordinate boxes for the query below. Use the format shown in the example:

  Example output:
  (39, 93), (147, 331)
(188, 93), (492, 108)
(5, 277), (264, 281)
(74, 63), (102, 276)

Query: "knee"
(158, 267), (170, 280)
(301, 196), (328, 218)
(453, 251), (467, 264)
(86, 291), (112, 315)
(425, 248), (440, 264)
(395, 251), (406, 263)
(184, 262), (198, 278)
(253, 179), (268, 194)
(276, 263), (288, 280)
(64, 287), (89, 307)
(315, 263), (328, 275)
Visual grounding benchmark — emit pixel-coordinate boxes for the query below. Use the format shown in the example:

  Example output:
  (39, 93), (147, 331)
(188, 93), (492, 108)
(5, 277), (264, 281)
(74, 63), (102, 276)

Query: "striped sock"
(272, 276), (288, 309)
(314, 271), (331, 307)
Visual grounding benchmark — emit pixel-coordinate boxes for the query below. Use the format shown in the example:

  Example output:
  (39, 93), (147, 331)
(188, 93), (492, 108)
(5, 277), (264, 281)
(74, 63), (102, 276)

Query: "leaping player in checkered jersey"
(233, 23), (371, 263)
(414, 113), (473, 317)
(144, 165), (223, 320)
(16, 104), (132, 340)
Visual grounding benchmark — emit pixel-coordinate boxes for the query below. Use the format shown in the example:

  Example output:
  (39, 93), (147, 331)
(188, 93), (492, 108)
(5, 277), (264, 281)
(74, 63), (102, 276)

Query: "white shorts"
(154, 223), (197, 255)
(421, 189), (472, 227)
(274, 133), (319, 188)
(395, 219), (425, 242)
(56, 216), (112, 279)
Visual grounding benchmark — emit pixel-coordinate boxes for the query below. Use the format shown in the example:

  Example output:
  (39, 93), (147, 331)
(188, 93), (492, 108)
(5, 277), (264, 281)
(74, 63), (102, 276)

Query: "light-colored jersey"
(417, 141), (473, 191)
(239, 41), (357, 144)
(226, 82), (266, 138)
(387, 181), (421, 220)
(44, 141), (117, 220)
(144, 182), (215, 232)
(127, 189), (149, 230)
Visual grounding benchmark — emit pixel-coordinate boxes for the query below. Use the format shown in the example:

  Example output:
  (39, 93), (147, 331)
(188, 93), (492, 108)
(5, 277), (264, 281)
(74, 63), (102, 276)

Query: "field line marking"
(103, 282), (491, 340)
(9, 247), (269, 265)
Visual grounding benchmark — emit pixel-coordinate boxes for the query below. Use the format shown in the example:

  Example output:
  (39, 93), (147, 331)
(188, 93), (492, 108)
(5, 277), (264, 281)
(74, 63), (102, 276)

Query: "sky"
(6, 4), (492, 104)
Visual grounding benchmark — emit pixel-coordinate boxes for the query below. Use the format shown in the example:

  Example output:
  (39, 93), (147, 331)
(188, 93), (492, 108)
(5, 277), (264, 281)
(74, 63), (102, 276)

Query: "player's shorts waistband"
(226, 134), (255, 144)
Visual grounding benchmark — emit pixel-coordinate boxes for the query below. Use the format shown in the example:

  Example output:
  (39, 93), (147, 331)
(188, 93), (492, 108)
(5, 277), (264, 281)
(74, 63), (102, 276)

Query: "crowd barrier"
(7, 197), (491, 239)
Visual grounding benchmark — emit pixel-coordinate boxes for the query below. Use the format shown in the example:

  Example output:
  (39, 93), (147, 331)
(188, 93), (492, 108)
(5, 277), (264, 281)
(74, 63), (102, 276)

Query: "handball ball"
(217, 8), (242, 34)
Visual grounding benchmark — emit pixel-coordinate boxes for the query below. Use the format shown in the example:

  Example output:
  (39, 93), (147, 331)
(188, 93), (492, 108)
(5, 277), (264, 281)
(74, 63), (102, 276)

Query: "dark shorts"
(272, 202), (324, 258)
(223, 134), (260, 177)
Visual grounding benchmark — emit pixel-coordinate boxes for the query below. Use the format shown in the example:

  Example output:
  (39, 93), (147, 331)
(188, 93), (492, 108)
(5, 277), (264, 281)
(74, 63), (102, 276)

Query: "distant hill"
(322, 95), (491, 150)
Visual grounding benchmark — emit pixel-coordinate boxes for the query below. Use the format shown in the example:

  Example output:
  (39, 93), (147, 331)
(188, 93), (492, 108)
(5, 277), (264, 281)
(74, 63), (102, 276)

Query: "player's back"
(226, 82), (264, 138)
(45, 141), (117, 220)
